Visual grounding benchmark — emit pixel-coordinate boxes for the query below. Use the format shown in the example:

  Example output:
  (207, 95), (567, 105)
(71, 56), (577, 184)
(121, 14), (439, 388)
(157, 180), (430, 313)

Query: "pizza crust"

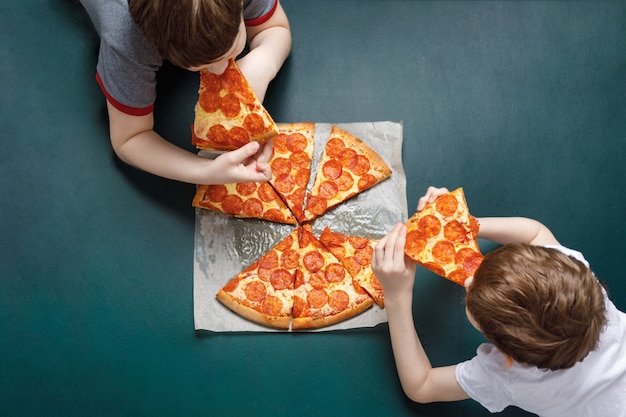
(216, 290), (291, 329)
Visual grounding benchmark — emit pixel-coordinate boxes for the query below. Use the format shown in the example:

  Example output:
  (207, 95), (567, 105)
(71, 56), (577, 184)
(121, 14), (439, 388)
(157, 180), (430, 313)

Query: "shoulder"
(243, 0), (278, 23)
(542, 244), (590, 268)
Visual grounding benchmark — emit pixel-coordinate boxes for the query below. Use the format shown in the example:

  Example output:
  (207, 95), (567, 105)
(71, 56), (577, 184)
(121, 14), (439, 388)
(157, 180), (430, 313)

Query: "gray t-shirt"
(80, 0), (277, 115)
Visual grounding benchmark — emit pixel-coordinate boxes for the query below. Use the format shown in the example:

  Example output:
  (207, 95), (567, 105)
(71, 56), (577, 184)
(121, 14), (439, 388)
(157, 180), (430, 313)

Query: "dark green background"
(2, 1), (625, 416)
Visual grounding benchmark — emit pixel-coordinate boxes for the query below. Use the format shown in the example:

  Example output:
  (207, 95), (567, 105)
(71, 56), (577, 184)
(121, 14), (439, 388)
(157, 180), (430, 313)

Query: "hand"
(211, 141), (272, 183)
(372, 223), (417, 302)
(416, 186), (450, 211)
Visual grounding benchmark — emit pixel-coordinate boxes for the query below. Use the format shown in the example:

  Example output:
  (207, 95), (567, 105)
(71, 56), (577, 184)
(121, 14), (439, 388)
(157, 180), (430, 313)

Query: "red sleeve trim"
(244, 0), (278, 26)
(95, 72), (154, 117)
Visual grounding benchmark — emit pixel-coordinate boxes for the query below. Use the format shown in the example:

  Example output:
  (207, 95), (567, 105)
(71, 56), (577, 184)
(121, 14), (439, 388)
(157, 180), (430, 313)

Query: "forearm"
(477, 217), (559, 246)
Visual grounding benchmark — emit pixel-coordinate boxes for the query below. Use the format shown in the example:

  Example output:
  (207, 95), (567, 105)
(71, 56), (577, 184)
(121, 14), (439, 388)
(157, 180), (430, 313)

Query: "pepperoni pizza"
(192, 59), (278, 151)
(318, 227), (384, 308)
(192, 182), (297, 225)
(404, 187), (483, 285)
(303, 126), (392, 222)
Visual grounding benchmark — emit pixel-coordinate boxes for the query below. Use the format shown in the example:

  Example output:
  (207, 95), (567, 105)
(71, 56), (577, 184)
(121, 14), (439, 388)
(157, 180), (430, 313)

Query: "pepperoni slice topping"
(456, 248), (484, 275)
(351, 155), (371, 176)
(275, 235), (294, 252)
(349, 236), (369, 249)
(318, 181), (339, 199)
(280, 249), (300, 269)
(307, 289), (329, 309)
(259, 250), (279, 270)
(198, 91), (219, 113)
(272, 133), (289, 153)
(405, 230), (427, 254)
(244, 281), (266, 302)
(309, 271), (329, 290)
(418, 215), (442, 239)
(343, 257), (362, 277)
(423, 262), (446, 276)
(261, 295), (283, 316)
(242, 198), (263, 217)
(235, 182), (258, 196)
(339, 148), (358, 170)
(303, 251), (324, 273)
(208, 124), (230, 146)
(243, 113), (268, 136)
(357, 174), (377, 191)
(219, 93), (241, 118)
(325, 263), (346, 283)
(273, 173), (295, 194)
(354, 245), (373, 265)
(432, 240), (456, 265)
(286, 133), (308, 153)
(271, 157), (292, 176)
(263, 209), (289, 224)
(294, 169), (310, 188)
(228, 126), (251, 148)
(322, 159), (343, 180)
(257, 182), (278, 202)
(221, 194), (244, 213)
(204, 184), (228, 203)
(305, 195), (327, 216)
(292, 295), (308, 317)
(435, 194), (459, 217)
(444, 220), (470, 243)
(270, 269), (293, 291)
(335, 171), (354, 191)
(290, 151), (311, 170)
(222, 277), (241, 293)
(328, 290), (349, 312)
(326, 137), (346, 159)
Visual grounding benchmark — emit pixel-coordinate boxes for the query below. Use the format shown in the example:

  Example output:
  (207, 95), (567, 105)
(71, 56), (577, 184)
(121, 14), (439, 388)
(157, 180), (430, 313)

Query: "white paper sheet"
(193, 121), (407, 332)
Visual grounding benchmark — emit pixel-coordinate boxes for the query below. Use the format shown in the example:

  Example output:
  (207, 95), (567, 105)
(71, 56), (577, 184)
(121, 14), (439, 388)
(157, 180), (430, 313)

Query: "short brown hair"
(466, 243), (606, 370)
(129, 0), (243, 68)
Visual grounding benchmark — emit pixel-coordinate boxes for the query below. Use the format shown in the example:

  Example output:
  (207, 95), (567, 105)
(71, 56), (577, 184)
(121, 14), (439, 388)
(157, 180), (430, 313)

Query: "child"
(372, 186), (626, 416)
(79, 0), (292, 185)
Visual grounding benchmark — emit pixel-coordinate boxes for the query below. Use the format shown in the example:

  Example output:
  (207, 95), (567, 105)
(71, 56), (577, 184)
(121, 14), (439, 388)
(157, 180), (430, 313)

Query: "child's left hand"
(372, 223), (417, 303)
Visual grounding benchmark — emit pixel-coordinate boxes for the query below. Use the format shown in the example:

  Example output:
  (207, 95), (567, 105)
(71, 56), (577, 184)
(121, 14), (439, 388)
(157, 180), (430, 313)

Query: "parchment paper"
(193, 121), (407, 332)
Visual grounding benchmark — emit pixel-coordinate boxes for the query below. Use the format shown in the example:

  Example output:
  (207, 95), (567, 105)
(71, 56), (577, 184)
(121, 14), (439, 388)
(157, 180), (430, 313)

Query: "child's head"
(465, 243), (606, 371)
(129, 0), (244, 69)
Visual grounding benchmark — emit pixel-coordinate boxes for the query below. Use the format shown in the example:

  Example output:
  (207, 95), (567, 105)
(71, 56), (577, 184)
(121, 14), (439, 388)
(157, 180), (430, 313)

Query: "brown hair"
(466, 243), (606, 370)
(128, 0), (243, 68)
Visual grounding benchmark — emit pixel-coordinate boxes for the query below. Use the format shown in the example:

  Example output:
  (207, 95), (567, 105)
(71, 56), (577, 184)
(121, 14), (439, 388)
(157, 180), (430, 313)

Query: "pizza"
(216, 228), (302, 329)
(268, 123), (315, 223)
(404, 187), (483, 285)
(291, 225), (375, 330)
(191, 59), (278, 151)
(216, 226), (375, 330)
(302, 126), (392, 222)
(192, 182), (297, 225)
(318, 227), (384, 307)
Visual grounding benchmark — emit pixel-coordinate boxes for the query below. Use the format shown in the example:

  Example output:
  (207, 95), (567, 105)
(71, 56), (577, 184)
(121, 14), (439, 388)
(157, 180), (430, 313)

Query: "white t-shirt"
(455, 245), (626, 416)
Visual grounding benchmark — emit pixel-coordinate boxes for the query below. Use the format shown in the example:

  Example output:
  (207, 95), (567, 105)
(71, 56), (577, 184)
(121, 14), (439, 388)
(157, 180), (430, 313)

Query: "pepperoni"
(293, 269), (305, 289)
(326, 137), (346, 159)
(228, 126), (251, 148)
(309, 271), (329, 289)
(294, 169), (310, 188)
(292, 295), (307, 317)
(303, 251), (324, 273)
(264, 209), (290, 224)
(371, 276), (383, 291)
(200, 71), (221, 95)
(290, 151), (311, 170)
(235, 182), (258, 196)
(272, 133), (289, 153)
(418, 215), (442, 239)
(320, 228), (347, 245)
(444, 220), (470, 243)
(349, 236), (369, 249)
(305, 195), (327, 216)
(343, 257), (362, 277)
(335, 171), (354, 191)
(244, 281), (266, 302)
(448, 269), (468, 285)
(322, 159), (343, 180)
(328, 246), (346, 261)
(198, 91), (219, 113)
(222, 277), (240, 293)
(243, 113), (267, 136)
(261, 295), (283, 316)
(307, 289), (329, 309)
(273, 173), (295, 194)
(354, 245), (373, 265)
(318, 181), (338, 199)
(259, 250), (279, 270)
(325, 263), (346, 283)
(328, 290), (349, 312)
(339, 148), (358, 169)
(286, 133), (308, 153)
(204, 184), (228, 203)
(208, 124), (229, 145)
(432, 240), (456, 264)
(290, 188), (306, 210)
(257, 182), (278, 202)
(258, 267), (271, 282)
(357, 174), (377, 191)
(456, 248), (484, 275)
(423, 262), (446, 276)
(221, 194), (244, 213)
(275, 235), (294, 252)
(405, 230), (427, 254)
(221, 67), (243, 92)
(270, 269), (293, 290)
(271, 157), (292, 176)
(351, 155), (371, 176)
(242, 198), (263, 217)
(280, 249), (300, 269)
(469, 215), (480, 237)
(219, 93), (241, 118)
(436, 194), (458, 217)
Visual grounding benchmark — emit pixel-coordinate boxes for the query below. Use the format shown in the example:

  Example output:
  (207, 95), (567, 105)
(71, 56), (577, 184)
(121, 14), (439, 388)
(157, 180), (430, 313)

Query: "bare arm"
(106, 101), (272, 184)
(237, 1), (292, 102)
(372, 223), (469, 403)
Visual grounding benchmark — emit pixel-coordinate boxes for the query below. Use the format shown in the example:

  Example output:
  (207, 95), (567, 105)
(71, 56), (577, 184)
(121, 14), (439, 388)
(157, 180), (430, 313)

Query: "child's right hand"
(211, 141), (273, 184)
(416, 186), (450, 211)
(372, 223), (417, 303)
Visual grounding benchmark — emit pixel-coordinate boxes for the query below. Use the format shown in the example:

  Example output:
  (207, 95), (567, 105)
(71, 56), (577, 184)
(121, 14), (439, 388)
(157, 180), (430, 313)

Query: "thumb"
(229, 141), (261, 163)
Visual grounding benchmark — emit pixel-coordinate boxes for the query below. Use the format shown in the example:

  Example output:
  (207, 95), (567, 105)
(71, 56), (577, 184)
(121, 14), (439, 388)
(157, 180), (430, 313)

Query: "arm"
(237, 1), (292, 102)
(372, 223), (469, 403)
(106, 102), (272, 184)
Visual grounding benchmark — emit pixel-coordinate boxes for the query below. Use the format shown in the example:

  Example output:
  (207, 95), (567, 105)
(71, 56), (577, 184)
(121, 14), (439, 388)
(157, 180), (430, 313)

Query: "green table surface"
(2, 1), (625, 416)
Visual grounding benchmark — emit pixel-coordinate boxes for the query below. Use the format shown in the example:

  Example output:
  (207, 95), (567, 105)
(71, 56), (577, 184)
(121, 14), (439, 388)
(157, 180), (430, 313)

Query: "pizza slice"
(192, 59), (278, 151)
(404, 187), (483, 285)
(216, 228), (301, 329)
(192, 182), (297, 225)
(318, 227), (384, 308)
(302, 126), (392, 222)
(269, 123), (315, 223)
(291, 225), (374, 330)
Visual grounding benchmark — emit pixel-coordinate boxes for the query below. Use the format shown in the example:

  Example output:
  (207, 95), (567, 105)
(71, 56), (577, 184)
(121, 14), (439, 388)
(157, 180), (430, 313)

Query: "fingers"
(416, 186), (450, 211)
(373, 223), (406, 272)
(230, 141), (261, 163)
